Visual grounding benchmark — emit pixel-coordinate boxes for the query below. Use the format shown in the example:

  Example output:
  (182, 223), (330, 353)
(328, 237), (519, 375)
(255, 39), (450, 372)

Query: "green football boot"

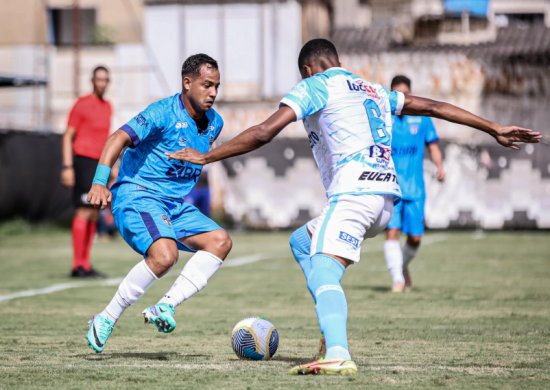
(85, 314), (114, 353)
(142, 303), (176, 333)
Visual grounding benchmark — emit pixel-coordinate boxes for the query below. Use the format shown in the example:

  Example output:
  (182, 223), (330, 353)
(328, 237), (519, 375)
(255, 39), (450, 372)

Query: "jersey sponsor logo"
(308, 131), (320, 148)
(338, 231), (360, 249)
(346, 80), (379, 99)
(136, 114), (148, 127)
(358, 171), (397, 182)
(166, 164), (202, 182)
(393, 146), (418, 156)
(161, 214), (172, 226)
(175, 121), (188, 129)
(368, 145), (391, 161)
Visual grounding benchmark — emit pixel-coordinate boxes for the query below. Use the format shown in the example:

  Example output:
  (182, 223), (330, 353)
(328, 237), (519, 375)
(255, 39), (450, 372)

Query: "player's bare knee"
(407, 236), (422, 247)
(148, 243), (179, 274)
(211, 230), (232, 259)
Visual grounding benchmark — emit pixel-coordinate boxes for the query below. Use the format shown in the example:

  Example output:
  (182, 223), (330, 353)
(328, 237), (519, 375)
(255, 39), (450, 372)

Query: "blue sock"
(289, 224), (312, 280)
(307, 254), (351, 360)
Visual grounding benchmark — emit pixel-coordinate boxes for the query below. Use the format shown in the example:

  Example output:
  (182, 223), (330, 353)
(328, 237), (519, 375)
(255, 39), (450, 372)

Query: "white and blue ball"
(231, 316), (279, 361)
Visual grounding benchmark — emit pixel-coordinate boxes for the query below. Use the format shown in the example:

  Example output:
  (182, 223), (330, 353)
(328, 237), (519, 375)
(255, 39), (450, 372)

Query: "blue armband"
(92, 164), (112, 186)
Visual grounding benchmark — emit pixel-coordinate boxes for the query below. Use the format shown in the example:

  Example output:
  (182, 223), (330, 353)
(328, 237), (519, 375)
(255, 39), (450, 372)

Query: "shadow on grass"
(73, 352), (210, 361)
(348, 285), (392, 292)
(272, 355), (312, 365)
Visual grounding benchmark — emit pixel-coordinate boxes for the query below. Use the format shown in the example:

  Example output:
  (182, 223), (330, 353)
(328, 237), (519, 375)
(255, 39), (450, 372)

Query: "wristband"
(92, 164), (112, 186)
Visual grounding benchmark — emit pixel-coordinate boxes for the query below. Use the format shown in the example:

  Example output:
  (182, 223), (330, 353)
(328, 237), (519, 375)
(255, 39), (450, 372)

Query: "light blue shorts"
(111, 183), (222, 257)
(387, 198), (425, 236)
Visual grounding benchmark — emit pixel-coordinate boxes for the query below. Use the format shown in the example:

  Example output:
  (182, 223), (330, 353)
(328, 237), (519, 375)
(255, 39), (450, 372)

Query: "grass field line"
(0, 253), (271, 302)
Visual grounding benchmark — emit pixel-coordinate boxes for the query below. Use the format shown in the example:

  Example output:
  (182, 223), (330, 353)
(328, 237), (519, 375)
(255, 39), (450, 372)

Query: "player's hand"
(87, 184), (112, 210)
(165, 148), (207, 165)
(436, 167), (446, 182)
(60, 167), (75, 188)
(493, 126), (542, 150)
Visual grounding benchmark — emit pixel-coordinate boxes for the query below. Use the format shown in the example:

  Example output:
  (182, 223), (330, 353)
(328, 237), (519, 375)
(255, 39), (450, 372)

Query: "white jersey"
(280, 67), (405, 202)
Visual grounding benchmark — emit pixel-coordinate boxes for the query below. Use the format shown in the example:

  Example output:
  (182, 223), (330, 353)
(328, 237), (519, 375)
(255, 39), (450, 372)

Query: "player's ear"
(182, 76), (192, 92)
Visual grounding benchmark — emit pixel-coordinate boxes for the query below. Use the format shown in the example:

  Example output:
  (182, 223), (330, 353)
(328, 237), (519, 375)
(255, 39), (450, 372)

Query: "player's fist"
(437, 167), (446, 182)
(87, 184), (112, 210)
(493, 126), (542, 150)
(165, 148), (207, 165)
(61, 167), (75, 188)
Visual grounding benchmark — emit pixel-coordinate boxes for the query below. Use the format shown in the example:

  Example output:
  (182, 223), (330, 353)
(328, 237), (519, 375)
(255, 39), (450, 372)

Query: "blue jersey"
(391, 115), (438, 200)
(115, 93), (223, 199)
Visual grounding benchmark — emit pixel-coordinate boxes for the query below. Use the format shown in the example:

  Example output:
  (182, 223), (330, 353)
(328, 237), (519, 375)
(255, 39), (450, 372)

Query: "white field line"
(0, 278), (123, 302)
(0, 254), (272, 302)
(223, 253), (271, 267)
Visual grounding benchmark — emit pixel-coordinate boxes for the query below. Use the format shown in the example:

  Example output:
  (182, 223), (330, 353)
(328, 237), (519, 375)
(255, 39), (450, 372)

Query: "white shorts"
(307, 194), (394, 262)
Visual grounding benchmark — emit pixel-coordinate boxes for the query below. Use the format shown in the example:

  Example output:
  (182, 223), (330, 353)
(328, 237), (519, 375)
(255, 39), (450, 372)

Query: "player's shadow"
(73, 352), (209, 361)
(348, 285), (392, 292)
(272, 355), (312, 365)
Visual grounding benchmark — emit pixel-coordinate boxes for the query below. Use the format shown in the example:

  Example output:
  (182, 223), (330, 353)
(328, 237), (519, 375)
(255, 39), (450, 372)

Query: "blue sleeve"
(423, 117), (439, 144)
(213, 116), (224, 141)
(279, 76), (329, 121)
(388, 90), (405, 115)
(120, 104), (162, 148)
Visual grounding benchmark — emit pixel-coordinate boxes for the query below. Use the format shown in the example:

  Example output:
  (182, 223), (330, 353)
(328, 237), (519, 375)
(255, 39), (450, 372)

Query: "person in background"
(384, 75), (445, 292)
(61, 66), (111, 278)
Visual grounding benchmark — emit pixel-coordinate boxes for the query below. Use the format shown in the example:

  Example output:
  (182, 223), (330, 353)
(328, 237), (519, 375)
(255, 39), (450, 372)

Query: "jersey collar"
(177, 93), (213, 135)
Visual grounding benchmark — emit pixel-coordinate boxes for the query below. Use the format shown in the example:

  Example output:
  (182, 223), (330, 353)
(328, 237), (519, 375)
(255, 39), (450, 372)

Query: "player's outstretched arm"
(166, 106), (297, 165)
(87, 129), (132, 209)
(402, 95), (542, 150)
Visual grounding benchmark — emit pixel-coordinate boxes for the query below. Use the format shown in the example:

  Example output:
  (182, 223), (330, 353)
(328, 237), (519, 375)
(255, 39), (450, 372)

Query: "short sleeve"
(213, 116), (224, 141)
(280, 76), (329, 121)
(67, 100), (83, 129)
(423, 117), (439, 144)
(388, 90), (405, 115)
(120, 104), (161, 148)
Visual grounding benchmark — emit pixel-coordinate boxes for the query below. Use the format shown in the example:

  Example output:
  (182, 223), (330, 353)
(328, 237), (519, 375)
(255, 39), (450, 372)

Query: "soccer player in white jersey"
(168, 39), (541, 375)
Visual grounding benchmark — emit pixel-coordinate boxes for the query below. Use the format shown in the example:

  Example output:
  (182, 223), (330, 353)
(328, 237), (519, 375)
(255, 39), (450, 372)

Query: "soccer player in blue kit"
(384, 75), (446, 292)
(84, 54), (232, 353)
(171, 39), (541, 375)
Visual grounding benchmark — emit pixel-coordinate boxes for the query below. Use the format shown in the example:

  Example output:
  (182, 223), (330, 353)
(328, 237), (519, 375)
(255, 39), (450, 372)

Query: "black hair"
(391, 75), (411, 90)
(181, 54), (218, 80)
(92, 65), (109, 78)
(298, 39), (339, 69)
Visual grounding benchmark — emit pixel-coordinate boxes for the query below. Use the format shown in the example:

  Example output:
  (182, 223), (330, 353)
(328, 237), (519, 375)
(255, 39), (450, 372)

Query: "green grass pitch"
(0, 227), (549, 389)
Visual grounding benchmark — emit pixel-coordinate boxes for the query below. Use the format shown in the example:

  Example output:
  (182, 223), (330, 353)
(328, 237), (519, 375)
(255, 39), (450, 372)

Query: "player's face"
(391, 83), (410, 95)
(92, 69), (110, 98)
(185, 65), (221, 112)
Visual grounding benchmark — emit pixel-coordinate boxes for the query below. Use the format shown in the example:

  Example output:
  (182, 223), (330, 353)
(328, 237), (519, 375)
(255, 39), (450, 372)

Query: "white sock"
(384, 240), (404, 284)
(100, 260), (159, 323)
(158, 250), (223, 308)
(403, 242), (420, 268)
(326, 346), (351, 360)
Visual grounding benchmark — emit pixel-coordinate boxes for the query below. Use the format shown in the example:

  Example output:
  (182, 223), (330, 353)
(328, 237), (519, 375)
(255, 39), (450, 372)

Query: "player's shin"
(384, 240), (405, 285)
(289, 224), (313, 280)
(158, 250), (223, 307)
(403, 241), (420, 267)
(308, 254), (351, 360)
(100, 260), (159, 323)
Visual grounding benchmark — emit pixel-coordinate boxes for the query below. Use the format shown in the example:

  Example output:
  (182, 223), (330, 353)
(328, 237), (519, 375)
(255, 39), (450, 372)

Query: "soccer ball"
(231, 316), (279, 361)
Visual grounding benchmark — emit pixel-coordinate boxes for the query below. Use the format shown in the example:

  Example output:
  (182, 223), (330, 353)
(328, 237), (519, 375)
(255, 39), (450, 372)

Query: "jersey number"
(363, 99), (390, 146)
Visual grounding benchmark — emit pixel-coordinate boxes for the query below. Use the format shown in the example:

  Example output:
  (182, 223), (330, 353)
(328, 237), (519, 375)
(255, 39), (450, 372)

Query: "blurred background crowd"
(0, 0), (549, 231)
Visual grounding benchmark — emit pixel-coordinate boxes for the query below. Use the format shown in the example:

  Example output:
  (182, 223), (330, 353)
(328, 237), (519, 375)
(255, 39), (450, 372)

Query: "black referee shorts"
(73, 155), (99, 208)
